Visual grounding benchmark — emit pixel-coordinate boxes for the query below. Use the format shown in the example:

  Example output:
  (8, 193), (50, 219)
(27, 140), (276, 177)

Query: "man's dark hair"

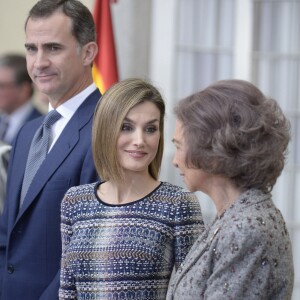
(25, 0), (96, 47)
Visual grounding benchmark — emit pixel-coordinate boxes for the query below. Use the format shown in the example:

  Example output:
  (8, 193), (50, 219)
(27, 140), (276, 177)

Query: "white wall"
(0, 0), (92, 55)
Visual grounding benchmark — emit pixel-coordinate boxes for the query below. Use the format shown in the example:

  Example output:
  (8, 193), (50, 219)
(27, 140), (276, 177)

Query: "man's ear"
(82, 42), (98, 66)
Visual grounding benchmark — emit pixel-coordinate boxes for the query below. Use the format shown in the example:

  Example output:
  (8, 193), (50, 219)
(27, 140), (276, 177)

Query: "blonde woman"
(59, 78), (204, 299)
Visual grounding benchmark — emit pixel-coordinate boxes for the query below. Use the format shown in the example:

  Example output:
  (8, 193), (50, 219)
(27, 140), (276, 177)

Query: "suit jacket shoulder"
(26, 106), (44, 122)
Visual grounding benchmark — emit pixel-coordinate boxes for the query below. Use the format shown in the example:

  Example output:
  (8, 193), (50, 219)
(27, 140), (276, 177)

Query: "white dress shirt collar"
(47, 83), (97, 151)
(48, 83), (97, 120)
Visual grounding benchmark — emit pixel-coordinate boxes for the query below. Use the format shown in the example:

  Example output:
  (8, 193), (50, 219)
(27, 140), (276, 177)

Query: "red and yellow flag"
(92, 0), (119, 94)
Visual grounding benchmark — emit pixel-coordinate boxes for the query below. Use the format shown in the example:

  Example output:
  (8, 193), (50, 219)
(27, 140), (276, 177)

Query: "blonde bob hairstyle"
(92, 78), (165, 183)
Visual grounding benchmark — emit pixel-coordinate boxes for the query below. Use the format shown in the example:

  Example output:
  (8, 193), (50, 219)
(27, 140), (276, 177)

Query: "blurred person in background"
(0, 54), (43, 144)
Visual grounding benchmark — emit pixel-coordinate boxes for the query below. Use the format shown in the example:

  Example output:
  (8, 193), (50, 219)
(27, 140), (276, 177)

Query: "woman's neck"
(207, 176), (243, 217)
(98, 173), (160, 205)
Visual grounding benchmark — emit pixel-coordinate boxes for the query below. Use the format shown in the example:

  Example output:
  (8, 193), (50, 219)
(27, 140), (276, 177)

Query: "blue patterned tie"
(20, 110), (61, 205)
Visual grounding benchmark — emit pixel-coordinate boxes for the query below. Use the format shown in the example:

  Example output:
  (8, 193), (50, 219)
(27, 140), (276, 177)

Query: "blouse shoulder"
(159, 181), (197, 199)
(159, 182), (201, 214)
(63, 182), (98, 204)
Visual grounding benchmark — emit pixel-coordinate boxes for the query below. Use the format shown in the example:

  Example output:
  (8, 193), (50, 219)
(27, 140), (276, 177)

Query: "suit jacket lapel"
(7, 120), (41, 227)
(169, 224), (221, 297)
(17, 125), (79, 216)
(16, 89), (100, 220)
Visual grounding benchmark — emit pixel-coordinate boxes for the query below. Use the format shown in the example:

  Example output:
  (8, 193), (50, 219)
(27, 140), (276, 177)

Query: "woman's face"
(117, 101), (161, 177)
(172, 120), (211, 193)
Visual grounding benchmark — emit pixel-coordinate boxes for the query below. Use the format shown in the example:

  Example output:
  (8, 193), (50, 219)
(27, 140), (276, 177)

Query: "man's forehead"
(25, 12), (72, 33)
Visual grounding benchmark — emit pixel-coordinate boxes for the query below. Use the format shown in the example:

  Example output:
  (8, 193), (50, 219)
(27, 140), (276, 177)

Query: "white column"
(149, 0), (178, 183)
(233, 0), (253, 80)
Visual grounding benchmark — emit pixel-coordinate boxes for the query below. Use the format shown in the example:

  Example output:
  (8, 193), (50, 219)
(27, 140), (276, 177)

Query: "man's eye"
(25, 46), (36, 53)
(50, 45), (60, 51)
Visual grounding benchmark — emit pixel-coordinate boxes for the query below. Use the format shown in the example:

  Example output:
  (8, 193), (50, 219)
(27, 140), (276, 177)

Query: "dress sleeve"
(59, 192), (77, 300)
(173, 192), (205, 270)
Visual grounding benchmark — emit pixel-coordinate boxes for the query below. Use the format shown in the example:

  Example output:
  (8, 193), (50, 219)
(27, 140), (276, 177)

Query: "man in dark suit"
(0, 54), (43, 145)
(0, 1), (101, 299)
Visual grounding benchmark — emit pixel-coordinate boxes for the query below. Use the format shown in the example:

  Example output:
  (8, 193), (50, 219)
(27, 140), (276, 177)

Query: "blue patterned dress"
(59, 181), (204, 300)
